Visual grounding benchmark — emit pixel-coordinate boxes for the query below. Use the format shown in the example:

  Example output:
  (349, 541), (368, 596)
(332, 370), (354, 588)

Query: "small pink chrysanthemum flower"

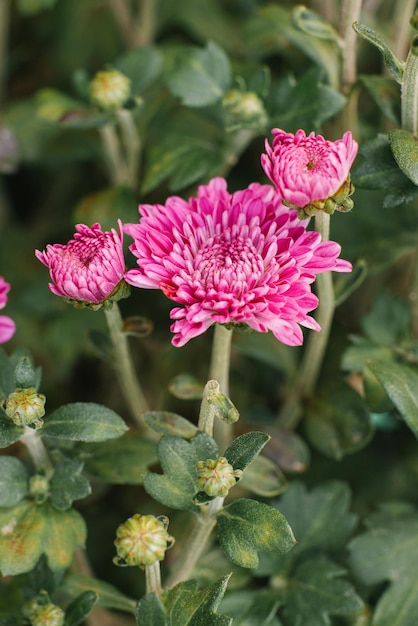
(124, 178), (351, 347)
(0, 277), (15, 343)
(35, 221), (129, 309)
(261, 129), (358, 216)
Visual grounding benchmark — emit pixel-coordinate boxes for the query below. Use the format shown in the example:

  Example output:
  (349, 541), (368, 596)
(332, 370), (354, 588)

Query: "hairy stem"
(146, 561), (162, 595)
(104, 303), (149, 430)
(209, 325), (233, 450)
(401, 49), (418, 135)
(165, 497), (223, 589)
(21, 426), (54, 478)
(278, 212), (334, 429)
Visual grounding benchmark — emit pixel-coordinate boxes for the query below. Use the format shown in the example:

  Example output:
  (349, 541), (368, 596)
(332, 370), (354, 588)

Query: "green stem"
(108, 0), (137, 48)
(0, 0), (10, 105)
(21, 426), (54, 478)
(340, 0), (363, 93)
(99, 123), (130, 186)
(165, 497), (223, 589)
(209, 325), (233, 450)
(198, 380), (221, 437)
(145, 561), (162, 595)
(116, 109), (141, 189)
(278, 212), (334, 429)
(401, 49), (418, 135)
(135, 0), (157, 46)
(104, 303), (149, 430)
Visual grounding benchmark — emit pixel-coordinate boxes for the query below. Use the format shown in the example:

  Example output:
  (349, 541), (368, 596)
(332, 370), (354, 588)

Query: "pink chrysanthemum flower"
(261, 129), (358, 215)
(0, 277), (15, 343)
(124, 178), (351, 347)
(35, 221), (129, 309)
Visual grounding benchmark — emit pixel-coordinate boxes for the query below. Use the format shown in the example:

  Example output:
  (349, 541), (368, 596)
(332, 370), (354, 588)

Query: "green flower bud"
(222, 89), (268, 131)
(29, 472), (49, 503)
(113, 514), (174, 569)
(24, 591), (65, 626)
(196, 457), (242, 498)
(295, 176), (355, 218)
(90, 68), (131, 110)
(4, 387), (46, 428)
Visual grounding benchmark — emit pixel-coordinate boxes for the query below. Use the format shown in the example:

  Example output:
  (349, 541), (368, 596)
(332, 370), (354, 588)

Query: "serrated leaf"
(49, 459), (91, 510)
(0, 418), (24, 448)
(284, 557), (363, 626)
(62, 573), (136, 613)
(166, 42), (231, 107)
(0, 457), (29, 506)
(389, 129), (418, 186)
(64, 590), (98, 626)
(42, 403), (128, 442)
(217, 498), (295, 569)
(353, 22), (404, 83)
(144, 412), (198, 439)
(0, 501), (86, 575)
(224, 432), (270, 473)
(367, 360), (418, 439)
(161, 575), (233, 625)
(348, 506), (418, 626)
(80, 432), (157, 484)
(143, 432), (218, 510)
(239, 455), (288, 498)
(305, 382), (373, 460)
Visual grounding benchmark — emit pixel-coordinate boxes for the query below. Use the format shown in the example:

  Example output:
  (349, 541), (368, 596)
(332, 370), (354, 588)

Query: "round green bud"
(222, 89), (267, 131)
(4, 387), (46, 428)
(90, 68), (131, 110)
(196, 457), (242, 498)
(113, 514), (174, 569)
(24, 592), (65, 626)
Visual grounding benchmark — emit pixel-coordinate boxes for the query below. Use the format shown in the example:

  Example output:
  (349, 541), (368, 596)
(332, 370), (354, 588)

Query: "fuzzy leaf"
(0, 418), (24, 448)
(224, 432), (270, 473)
(62, 573), (136, 613)
(348, 505), (418, 626)
(0, 500), (86, 575)
(79, 433), (157, 484)
(239, 455), (288, 498)
(217, 498), (296, 569)
(0, 456), (29, 507)
(144, 411), (198, 439)
(136, 593), (167, 626)
(64, 591), (98, 626)
(219, 589), (282, 625)
(49, 459), (91, 510)
(143, 432), (218, 510)
(389, 129), (418, 186)
(284, 557), (363, 625)
(353, 22), (404, 83)
(166, 42), (231, 107)
(162, 575), (233, 625)
(367, 360), (418, 439)
(42, 403), (128, 442)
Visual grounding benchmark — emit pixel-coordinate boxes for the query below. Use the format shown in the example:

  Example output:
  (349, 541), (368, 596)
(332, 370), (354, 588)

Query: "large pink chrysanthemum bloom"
(35, 221), (129, 309)
(261, 129), (358, 215)
(0, 277), (15, 343)
(124, 178), (351, 347)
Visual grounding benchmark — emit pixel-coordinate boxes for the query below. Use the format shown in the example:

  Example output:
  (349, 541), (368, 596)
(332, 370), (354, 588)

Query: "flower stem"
(145, 561), (162, 595)
(0, 0), (10, 105)
(401, 49), (418, 135)
(116, 109), (141, 189)
(198, 380), (221, 437)
(165, 497), (223, 589)
(209, 325), (233, 450)
(104, 303), (149, 430)
(278, 212), (334, 429)
(340, 0), (363, 93)
(20, 426), (54, 478)
(99, 123), (130, 186)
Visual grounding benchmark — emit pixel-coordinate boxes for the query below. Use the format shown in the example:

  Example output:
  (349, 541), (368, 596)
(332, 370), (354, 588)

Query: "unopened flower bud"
(222, 89), (268, 131)
(113, 514), (174, 569)
(90, 68), (131, 110)
(207, 389), (239, 424)
(4, 387), (46, 428)
(24, 592), (65, 626)
(29, 472), (49, 503)
(196, 457), (242, 498)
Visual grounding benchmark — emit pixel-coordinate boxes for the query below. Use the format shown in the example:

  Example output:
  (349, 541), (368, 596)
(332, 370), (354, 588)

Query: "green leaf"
(0, 418), (24, 448)
(217, 498), (295, 569)
(361, 292), (411, 346)
(17, 0), (57, 15)
(292, 6), (342, 44)
(353, 22), (404, 84)
(14, 356), (39, 389)
(348, 505), (418, 626)
(115, 46), (163, 96)
(42, 403), (128, 442)
(305, 382), (373, 460)
(358, 75), (401, 125)
(352, 134), (418, 207)
(0, 457), (29, 507)
(79, 432), (157, 484)
(143, 432), (218, 510)
(389, 129), (418, 186)
(168, 374), (205, 401)
(263, 428), (310, 474)
(49, 459), (91, 510)
(144, 412), (198, 439)
(0, 501), (86, 575)
(224, 432), (270, 473)
(62, 573), (136, 613)
(367, 360), (418, 439)
(166, 42), (231, 107)
(284, 557), (363, 626)
(64, 591), (98, 626)
(74, 186), (139, 233)
(135, 593), (167, 626)
(219, 589), (282, 625)
(161, 575), (233, 625)
(239, 455), (288, 498)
